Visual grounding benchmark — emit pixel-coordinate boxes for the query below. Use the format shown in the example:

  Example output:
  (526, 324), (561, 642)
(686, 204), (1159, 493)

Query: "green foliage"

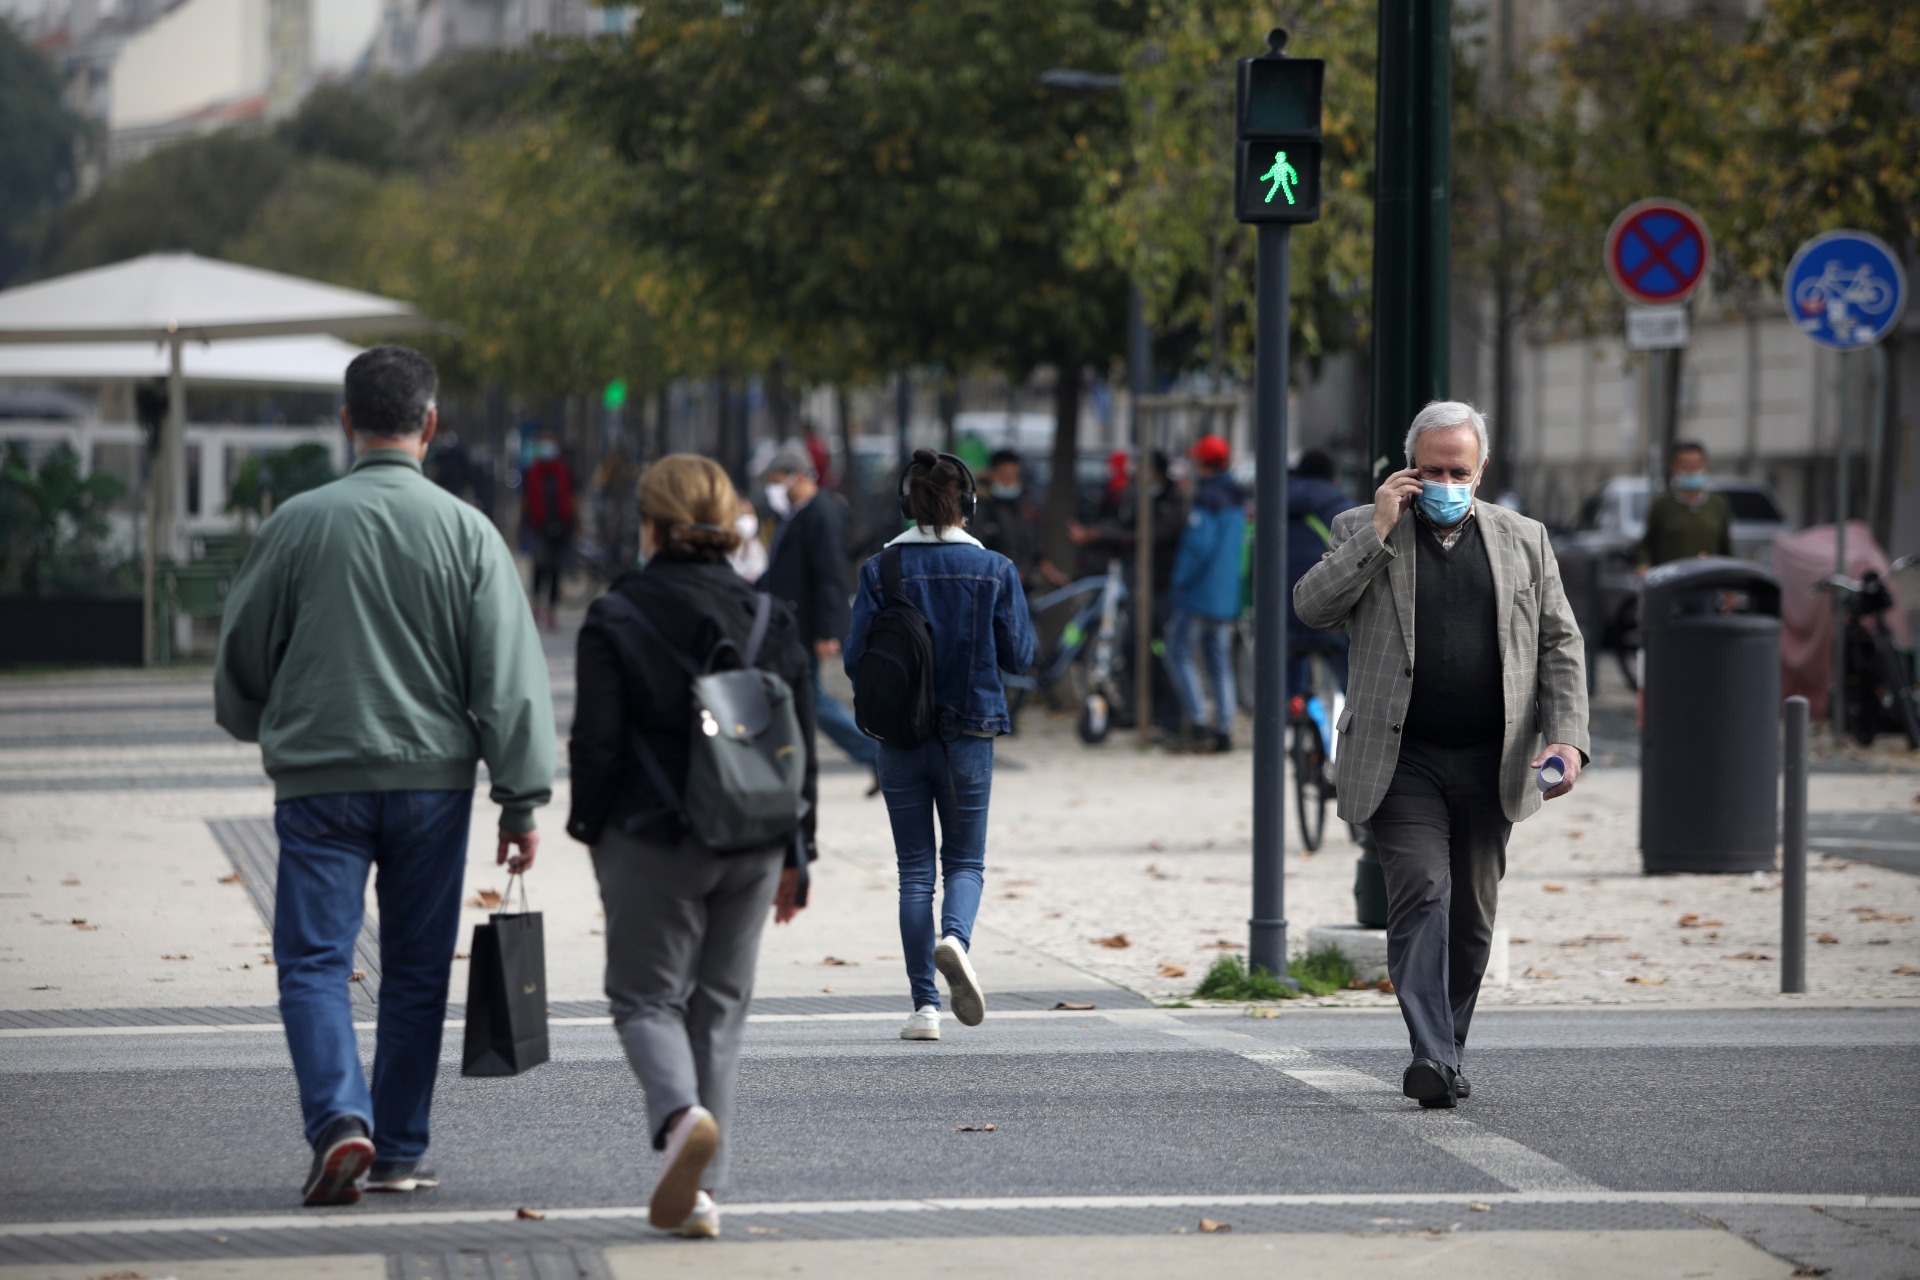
(0, 444), (130, 596)
(225, 444), (337, 523)
(1076, 2), (1379, 381)
(1191, 946), (1360, 1000)
(563, 0), (1134, 383)
(0, 23), (84, 284)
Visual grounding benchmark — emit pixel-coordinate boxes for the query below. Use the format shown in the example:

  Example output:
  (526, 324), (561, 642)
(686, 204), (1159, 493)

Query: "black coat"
(567, 554), (818, 855)
(759, 493), (852, 649)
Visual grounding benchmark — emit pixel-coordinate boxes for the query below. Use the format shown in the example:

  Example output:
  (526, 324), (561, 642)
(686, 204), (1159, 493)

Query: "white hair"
(1404, 400), (1490, 468)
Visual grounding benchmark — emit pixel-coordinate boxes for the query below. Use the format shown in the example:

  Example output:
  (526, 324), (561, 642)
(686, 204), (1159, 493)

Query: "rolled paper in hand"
(1537, 755), (1567, 793)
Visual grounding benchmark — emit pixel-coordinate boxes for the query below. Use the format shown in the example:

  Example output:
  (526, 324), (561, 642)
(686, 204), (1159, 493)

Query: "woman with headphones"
(844, 450), (1036, 1040)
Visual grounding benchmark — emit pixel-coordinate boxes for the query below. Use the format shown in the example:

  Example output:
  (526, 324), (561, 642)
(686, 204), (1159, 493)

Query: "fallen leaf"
(1469, 1202), (1493, 1212)
(1816, 933), (1839, 945)
(350, 969), (367, 982)
(467, 888), (503, 909)
(1893, 966), (1920, 976)
(1244, 1007), (1280, 1018)
(1626, 952), (1647, 959)
(1001, 892), (1023, 900)
(1558, 938), (1589, 948)
(821, 986), (836, 994)
(820, 956), (857, 967)
(1586, 933), (1628, 942)
(746, 1225), (781, 1235)
(1145, 864), (1171, 880)
(1157, 963), (1187, 978)
(1051, 1001), (1096, 1011)
(1198, 1218), (1231, 1233)
(160, 953), (192, 961)
(954, 1123), (996, 1132)
(1095, 933), (1132, 949)
(1568, 830), (1585, 839)
(453, 952), (468, 961)
(1625, 976), (1669, 985)
(1725, 951), (1772, 961)
(1203, 939), (1245, 950)
(72, 921), (97, 932)
(1677, 915), (1725, 928)
(515, 1207), (546, 1220)
(1542, 883), (1565, 893)
(217, 872), (244, 886)
(1523, 967), (1563, 980)
(1792, 1267), (1832, 1277)
(1143, 841), (1164, 852)
(60, 878), (79, 886)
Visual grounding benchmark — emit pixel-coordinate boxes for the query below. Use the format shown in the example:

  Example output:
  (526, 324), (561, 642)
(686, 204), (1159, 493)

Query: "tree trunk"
(767, 356), (793, 442)
(1043, 360), (1084, 573)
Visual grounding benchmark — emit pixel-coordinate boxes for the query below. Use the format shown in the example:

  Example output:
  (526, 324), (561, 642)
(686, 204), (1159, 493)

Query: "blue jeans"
(1166, 609), (1236, 733)
(274, 789), (472, 1160)
(878, 736), (993, 1010)
(811, 654), (879, 767)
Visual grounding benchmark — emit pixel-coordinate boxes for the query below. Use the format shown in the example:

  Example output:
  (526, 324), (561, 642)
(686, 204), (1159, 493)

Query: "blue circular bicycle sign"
(1784, 229), (1907, 350)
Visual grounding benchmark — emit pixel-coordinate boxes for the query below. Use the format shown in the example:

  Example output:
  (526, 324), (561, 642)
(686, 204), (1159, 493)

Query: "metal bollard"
(1781, 695), (1809, 994)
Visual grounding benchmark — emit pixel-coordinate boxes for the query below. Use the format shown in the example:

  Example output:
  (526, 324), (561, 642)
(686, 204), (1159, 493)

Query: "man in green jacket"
(1637, 439), (1733, 570)
(216, 346), (555, 1207)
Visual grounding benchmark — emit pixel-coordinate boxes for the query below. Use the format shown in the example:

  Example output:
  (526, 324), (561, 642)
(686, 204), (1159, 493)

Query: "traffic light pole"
(1249, 222), (1294, 982)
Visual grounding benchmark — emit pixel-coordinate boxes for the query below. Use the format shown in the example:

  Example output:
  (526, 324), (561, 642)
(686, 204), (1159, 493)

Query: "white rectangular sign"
(1625, 305), (1689, 351)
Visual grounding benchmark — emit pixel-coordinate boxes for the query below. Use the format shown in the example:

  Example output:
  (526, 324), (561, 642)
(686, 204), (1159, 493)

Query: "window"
(1720, 490), (1783, 522)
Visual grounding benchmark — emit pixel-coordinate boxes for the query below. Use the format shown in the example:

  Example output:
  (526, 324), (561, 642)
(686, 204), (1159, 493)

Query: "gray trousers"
(591, 827), (784, 1190)
(1369, 736), (1512, 1072)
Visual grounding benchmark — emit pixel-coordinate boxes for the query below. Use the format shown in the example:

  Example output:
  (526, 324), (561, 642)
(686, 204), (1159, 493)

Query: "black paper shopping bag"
(461, 878), (549, 1077)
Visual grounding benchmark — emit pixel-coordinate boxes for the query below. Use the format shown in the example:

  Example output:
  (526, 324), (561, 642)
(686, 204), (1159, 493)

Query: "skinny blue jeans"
(273, 789), (472, 1160)
(1166, 609), (1237, 733)
(877, 736), (994, 1010)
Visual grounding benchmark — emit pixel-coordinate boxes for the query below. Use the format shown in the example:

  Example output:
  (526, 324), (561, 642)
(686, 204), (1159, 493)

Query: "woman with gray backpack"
(845, 450), (1036, 1042)
(567, 455), (816, 1240)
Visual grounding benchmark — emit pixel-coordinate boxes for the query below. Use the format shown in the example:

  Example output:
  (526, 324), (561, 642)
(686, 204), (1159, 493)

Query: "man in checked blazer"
(1294, 401), (1588, 1110)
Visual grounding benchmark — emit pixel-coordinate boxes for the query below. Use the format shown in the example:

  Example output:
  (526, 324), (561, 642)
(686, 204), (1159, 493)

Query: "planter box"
(0, 596), (144, 668)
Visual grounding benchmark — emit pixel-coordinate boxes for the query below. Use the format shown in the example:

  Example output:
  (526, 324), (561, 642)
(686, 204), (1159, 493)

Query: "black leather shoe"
(1456, 1074), (1471, 1100)
(1403, 1057), (1457, 1109)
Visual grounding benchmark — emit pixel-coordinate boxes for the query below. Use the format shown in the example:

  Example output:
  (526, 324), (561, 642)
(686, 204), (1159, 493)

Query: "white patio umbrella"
(0, 253), (430, 664)
(0, 333), (365, 390)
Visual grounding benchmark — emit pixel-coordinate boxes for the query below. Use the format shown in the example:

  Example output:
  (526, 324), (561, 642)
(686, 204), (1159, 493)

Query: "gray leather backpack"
(594, 591), (808, 855)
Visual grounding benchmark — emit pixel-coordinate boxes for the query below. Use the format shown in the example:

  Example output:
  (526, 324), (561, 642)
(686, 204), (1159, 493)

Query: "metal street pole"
(1130, 286), (1154, 750)
(1249, 222), (1293, 981)
(1833, 354), (1852, 745)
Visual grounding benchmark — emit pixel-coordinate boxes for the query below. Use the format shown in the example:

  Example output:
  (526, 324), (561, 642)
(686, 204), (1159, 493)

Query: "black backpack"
(593, 591), (809, 858)
(853, 547), (940, 749)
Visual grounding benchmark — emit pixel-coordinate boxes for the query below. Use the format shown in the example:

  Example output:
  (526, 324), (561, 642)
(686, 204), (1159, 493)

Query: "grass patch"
(1190, 946), (1361, 1001)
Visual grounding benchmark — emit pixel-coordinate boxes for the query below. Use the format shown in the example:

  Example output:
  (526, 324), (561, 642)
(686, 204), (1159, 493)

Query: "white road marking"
(3, 1190), (1916, 1239)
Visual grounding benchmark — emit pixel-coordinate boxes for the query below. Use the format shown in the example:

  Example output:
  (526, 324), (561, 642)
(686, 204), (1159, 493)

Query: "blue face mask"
(1672, 472), (1708, 492)
(1417, 481), (1474, 525)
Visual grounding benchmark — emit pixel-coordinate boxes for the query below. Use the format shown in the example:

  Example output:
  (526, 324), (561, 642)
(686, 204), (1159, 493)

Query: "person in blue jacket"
(1166, 435), (1247, 754)
(1287, 449), (1356, 699)
(844, 450), (1036, 1043)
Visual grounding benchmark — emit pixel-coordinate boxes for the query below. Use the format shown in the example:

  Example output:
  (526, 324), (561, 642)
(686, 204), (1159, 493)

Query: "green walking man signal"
(1260, 151), (1300, 205)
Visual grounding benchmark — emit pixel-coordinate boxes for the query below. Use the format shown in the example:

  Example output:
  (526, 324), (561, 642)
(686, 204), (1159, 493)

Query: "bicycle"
(1003, 559), (1131, 744)
(1287, 645), (1347, 852)
(1818, 555), (1920, 749)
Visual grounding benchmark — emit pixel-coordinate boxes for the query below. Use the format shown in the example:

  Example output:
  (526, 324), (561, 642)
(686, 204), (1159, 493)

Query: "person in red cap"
(1166, 434), (1246, 753)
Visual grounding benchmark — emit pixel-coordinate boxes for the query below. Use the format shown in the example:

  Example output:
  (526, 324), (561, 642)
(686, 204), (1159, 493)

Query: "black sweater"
(567, 554), (818, 856)
(1403, 517), (1504, 746)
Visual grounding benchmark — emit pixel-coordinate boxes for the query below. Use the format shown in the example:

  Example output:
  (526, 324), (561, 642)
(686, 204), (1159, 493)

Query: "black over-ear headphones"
(898, 452), (979, 522)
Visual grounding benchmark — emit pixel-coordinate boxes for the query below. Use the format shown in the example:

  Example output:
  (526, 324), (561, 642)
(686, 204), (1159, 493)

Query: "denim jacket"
(844, 526), (1037, 736)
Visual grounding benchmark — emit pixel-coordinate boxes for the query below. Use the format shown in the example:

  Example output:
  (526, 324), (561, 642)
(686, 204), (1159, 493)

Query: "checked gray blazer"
(1292, 500), (1590, 825)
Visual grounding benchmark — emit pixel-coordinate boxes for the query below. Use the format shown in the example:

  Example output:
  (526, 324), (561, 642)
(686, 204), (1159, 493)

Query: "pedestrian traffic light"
(603, 379), (628, 413)
(1234, 30), (1322, 225)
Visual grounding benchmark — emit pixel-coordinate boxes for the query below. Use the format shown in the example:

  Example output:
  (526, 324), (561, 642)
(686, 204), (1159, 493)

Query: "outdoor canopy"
(0, 252), (431, 665)
(0, 334), (365, 390)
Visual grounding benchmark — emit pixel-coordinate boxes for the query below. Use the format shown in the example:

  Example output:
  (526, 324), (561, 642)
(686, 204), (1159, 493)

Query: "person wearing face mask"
(1293, 401), (1589, 1111)
(757, 443), (881, 785)
(1636, 440), (1732, 573)
(969, 449), (1053, 591)
(728, 494), (768, 583)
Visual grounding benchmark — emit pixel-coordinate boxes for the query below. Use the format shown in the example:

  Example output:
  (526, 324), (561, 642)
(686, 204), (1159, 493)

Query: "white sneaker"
(900, 1005), (942, 1040)
(677, 1190), (720, 1239)
(649, 1106), (718, 1231)
(934, 936), (986, 1027)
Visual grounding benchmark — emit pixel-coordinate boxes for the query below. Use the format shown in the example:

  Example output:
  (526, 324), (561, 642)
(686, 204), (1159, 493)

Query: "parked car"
(1553, 474), (1792, 688)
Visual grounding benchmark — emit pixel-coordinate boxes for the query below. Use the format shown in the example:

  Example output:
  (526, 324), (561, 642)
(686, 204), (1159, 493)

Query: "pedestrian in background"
(728, 493), (768, 583)
(1294, 400), (1588, 1110)
(216, 345), (554, 1207)
(522, 429), (575, 630)
(1288, 448), (1356, 699)
(845, 450), (1035, 1042)
(1637, 439), (1732, 572)
(1165, 434), (1247, 754)
(970, 448), (1055, 591)
(568, 455), (816, 1240)
(759, 443), (880, 789)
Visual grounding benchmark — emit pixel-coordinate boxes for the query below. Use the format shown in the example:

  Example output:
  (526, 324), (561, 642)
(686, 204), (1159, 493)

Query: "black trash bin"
(1639, 557), (1781, 873)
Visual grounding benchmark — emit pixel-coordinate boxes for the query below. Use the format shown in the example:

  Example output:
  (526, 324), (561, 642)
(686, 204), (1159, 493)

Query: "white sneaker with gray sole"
(900, 1005), (942, 1040)
(933, 936), (985, 1027)
(649, 1105), (718, 1231)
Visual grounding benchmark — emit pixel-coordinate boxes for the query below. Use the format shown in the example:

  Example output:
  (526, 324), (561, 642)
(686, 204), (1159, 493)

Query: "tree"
(0, 22), (83, 285)
(564, 0), (1135, 564)
(0, 443), (128, 596)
